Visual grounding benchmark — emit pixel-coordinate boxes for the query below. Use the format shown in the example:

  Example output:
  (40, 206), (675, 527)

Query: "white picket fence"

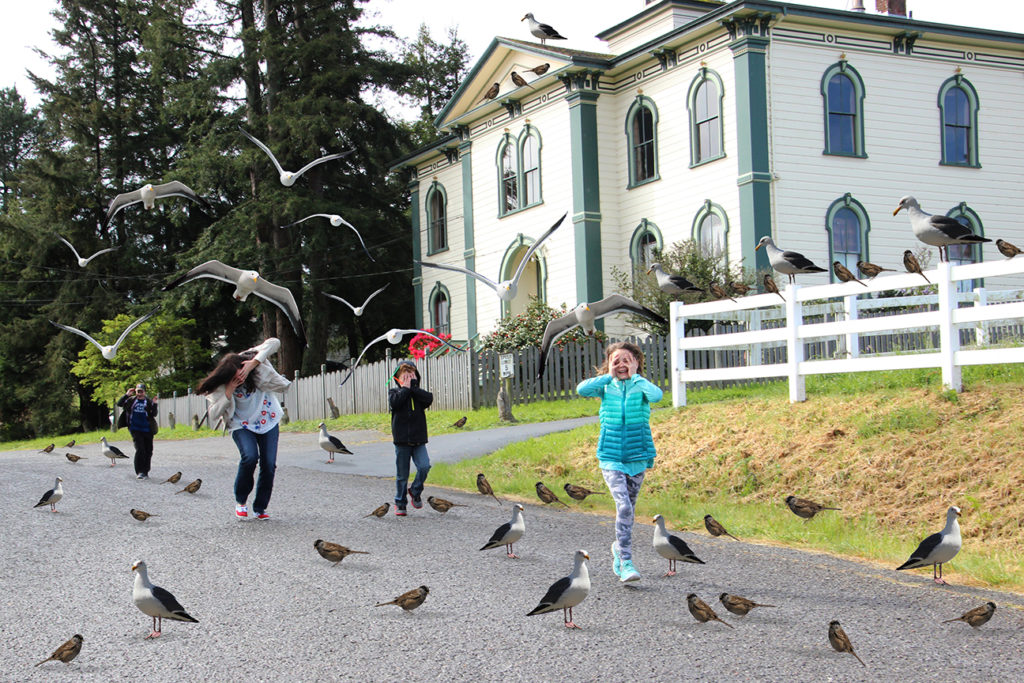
(669, 258), (1024, 405)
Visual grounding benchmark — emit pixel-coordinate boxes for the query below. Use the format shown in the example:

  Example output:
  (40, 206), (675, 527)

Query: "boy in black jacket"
(388, 360), (433, 516)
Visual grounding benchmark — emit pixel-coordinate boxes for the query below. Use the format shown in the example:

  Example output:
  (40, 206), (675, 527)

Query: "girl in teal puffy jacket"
(576, 341), (662, 583)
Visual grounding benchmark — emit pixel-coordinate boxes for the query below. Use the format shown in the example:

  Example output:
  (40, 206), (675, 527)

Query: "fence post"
(786, 283), (806, 402)
(749, 308), (763, 366)
(669, 300), (687, 407)
(973, 286), (988, 347)
(844, 294), (859, 359)
(937, 261), (962, 391)
(321, 364), (327, 421)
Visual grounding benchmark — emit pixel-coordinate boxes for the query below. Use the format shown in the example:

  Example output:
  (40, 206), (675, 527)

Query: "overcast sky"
(2, 0), (1020, 109)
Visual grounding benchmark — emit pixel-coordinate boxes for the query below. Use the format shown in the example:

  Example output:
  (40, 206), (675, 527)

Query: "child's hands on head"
(610, 348), (639, 379)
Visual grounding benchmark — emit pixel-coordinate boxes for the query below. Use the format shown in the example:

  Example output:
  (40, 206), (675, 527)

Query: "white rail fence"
(669, 258), (1024, 406)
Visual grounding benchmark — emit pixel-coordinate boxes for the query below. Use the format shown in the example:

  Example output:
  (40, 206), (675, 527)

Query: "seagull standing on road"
(239, 127), (352, 187)
(896, 506), (961, 584)
(480, 504), (525, 558)
(894, 195), (990, 262)
(317, 422), (353, 464)
(521, 13), (567, 44)
(100, 437), (129, 466)
(132, 560), (198, 639)
(756, 236), (828, 283)
(33, 477), (63, 512)
(527, 550), (590, 629)
(652, 514), (704, 576)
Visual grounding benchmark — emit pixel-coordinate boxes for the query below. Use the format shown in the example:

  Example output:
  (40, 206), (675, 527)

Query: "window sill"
(498, 200), (544, 219)
(939, 161), (981, 169)
(689, 153), (726, 169)
(627, 174), (661, 190)
(426, 245), (450, 257)
(822, 151), (868, 159)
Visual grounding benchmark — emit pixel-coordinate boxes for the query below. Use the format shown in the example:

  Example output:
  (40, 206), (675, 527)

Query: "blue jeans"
(394, 444), (430, 507)
(232, 425), (279, 514)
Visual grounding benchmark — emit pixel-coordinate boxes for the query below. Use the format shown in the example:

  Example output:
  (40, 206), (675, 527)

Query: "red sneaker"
(407, 487), (423, 509)
(255, 512), (270, 520)
(235, 505), (248, 518)
(395, 507), (407, 517)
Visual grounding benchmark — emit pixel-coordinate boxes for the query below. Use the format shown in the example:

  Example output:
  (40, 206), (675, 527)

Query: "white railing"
(669, 259), (1024, 405)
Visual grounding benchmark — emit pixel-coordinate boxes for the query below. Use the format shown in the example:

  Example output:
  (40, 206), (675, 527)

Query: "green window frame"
(946, 202), (984, 292)
(690, 200), (730, 261)
(629, 219), (663, 277)
(624, 95), (660, 188)
(824, 193), (871, 280)
(938, 75), (980, 168)
(428, 282), (451, 336)
(820, 61), (867, 158)
(496, 125), (543, 217)
(425, 181), (448, 255)
(687, 67), (725, 167)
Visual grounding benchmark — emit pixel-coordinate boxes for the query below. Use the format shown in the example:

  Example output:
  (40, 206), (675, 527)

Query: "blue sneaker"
(611, 542), (621, 578)
(619, 559), (641, 583)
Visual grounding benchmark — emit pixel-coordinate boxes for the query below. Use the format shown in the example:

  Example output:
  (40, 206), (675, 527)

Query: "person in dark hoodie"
(389, 360), (433, 516)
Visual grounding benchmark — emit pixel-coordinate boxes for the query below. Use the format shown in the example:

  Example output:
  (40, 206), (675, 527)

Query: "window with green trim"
(938, 76), (979, 167)
(497, 126), (543, 216)
(522, 133), (540, 206)
(430, 286), (450, 336)
(691, 201), (729, 260)
(629, 219), (663, 276)
(824, 194), (871, 280)
(688, 69), (724, 166)
(499, 140), (518, 214)
(821, 62), (866, 157)
(946, 204), (983, 292)
(625, 97), (658, 187)
(425, 183), (447, 254)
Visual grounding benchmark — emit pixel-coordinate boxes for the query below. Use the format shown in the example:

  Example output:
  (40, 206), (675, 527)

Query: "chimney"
(850, 0), (866, 12)
(876, 0), (907, 16)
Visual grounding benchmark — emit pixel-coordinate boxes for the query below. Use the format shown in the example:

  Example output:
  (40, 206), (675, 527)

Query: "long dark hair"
(195, 351), (257, 395)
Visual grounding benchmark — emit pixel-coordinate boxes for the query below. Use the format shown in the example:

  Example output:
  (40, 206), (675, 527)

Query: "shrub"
(481, 297), (606, 353)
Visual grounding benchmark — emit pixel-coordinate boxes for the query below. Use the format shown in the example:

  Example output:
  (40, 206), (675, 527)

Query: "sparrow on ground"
(175, 479), (202, 495)
(314, 539), (369, 566)
(64, 439), (77, 448)
(563, 483), (604, 501)
(943, 601), (996, 628)
(162, 471), (182, 484)
(535, 481), (569, 508)
(39, 443), (55, 453)
(374, 585), (429, 611)
(364, 503), (390, 518)
(452, 416), (467, 428)
(785, 495), (839, 520)
(476, 473), (502, 505)
(719, 593), (776, 616)
(828, 620), (866, 667)
(427, 496), (468, 513)
(65, 453), (86, 463)
(704, 514), (740, 541)
(130, 509), (157, 521)
(687, 594), (733, 628)
(35, 634), (83, 666)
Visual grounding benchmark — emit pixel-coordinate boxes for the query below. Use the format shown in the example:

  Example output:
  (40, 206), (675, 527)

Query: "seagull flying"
(49, 308), (158, 360)
(537, 294), (667, 379)
(417, 212), (566, 302)
(106, 181), (209, 226)
(527, 550), (590, 629)
(279, 214), (374, 261)
(56, 234), (118, 267)
(521, 13), (567, 44)
(317, 421), (353, 464)
(322, 283), (389, 317)
(33, 476), (64, 512)
(894, 196), (990, 262)
(480, 504), (524, 558)
(239, 126), (353, 187)
(652, 514), (704, 576)
(756, 236), (828, 283)
(338, 329), (463, 386)
(896, 506), (962, 585)
(132, 560), (198, 639)
(162, 260), (306, 345)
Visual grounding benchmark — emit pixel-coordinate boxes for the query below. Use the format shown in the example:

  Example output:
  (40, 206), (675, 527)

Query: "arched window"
(629, 219), (663, 276)
(429, 284), (450, 336)
(521, 130), (541, 207)
(946, 203), (984, 292)
(425, 182), (447, 254)
(824, 194), (871, 279)
(820, 61), (866, 157)
(938, 76), (980, 167)
(625, 96), (659, 187)
(688, 68), (725, 166)
(497, 126), (543, 216)
(498, 137), (518, 215)
(691, 201), (729, 260)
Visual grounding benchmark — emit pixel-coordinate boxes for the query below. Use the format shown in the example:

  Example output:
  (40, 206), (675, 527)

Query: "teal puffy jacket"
(577, 374), (663, 468)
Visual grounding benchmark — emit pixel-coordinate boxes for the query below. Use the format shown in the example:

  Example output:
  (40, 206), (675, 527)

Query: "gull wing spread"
(416, 260), (500, 292)
(509, 212), (567, 287)
(339, 329), (463, 386)
(106, 181), (207, 224)
(162, 260), (246, 291)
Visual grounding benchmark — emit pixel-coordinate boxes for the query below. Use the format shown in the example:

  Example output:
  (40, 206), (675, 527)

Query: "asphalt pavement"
(2, 421), (1021, 681)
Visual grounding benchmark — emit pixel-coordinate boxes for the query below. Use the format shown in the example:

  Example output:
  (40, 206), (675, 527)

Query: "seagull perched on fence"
(522, 13), (567, 44)
(537, 294), (667, 379)
(417, 212), (566, 302)
(756, 236), (828, 283)
(56, 234), (118, 267)
(321, 283), (389, 317)
(162, 260), (305, 345)
(239, 127), (353, 187)
(896, 506), (962, 585)
(339, 329), (464, 386)
(279, 213), (374, 261)
(894, 196), (990, 262)
(49, 308), (158, 360)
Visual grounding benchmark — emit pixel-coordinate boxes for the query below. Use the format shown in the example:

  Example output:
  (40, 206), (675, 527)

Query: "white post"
(669, 300), (687, 407)
(844, 293), (859, 359)
(786, 283), (806, 402)
(937, 261), (961, 391)
(749, 308), (763, 366)
(973, 286), (988, 347)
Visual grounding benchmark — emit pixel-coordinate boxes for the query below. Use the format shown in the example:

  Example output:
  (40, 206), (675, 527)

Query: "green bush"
(481, 297), (605, 353)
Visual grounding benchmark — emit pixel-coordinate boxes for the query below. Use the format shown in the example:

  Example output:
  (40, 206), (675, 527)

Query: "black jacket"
(389, 365), (433, 445)
(116, 395), (158, 430)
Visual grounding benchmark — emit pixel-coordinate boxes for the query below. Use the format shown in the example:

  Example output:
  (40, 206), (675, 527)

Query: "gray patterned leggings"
(601, 469), (646, 561)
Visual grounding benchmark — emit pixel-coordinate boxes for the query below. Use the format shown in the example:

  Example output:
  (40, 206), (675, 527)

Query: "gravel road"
(2, 423), (1020, 681)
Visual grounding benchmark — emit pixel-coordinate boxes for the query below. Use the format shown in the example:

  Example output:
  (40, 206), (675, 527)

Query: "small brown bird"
(35, 634), (83, 666)
(704, 514), (739, 541)
(65, 452), (86, 463)
(427, 495), (468, 513)
(314, 539), (369, 566)
(39, 443), (55, 454)
(175, 478), (202, 495)
(510, 71), (534, 90)
(364, 502), (390, 518)
(525, 63), (550, 76)
(729, 282), (752, 296)
(903, 249), (930, 283)
(686, 594), (733, 628)
(452, 416), (467, 428)
(535, 481), (569, 508)
(943, 601), (996, 628)
(476, 473), (502, 505)
(856, 260), (895, 278)
(64, 439), (77, 448)
(375, 585), (429, 611)
(709, 282), (737, 302)
(763, 273), (785, 301)
(719, 593), (776, 616)
(828, 620), (866, 667)
(130, 508), (157, 522)
(785, 495), (839, 520)
(996, 238), (1022, 259)
(833, 261), (868, 287)
(563, 483), (604, 501)
(480, 82), (499, 102)
(161, 471), (182, 485)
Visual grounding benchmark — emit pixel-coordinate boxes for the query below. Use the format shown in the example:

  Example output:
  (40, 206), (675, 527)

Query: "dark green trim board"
(567, 90), (604, 322)
(730, 34), (773, 275)
(459, 140), (477, 342)
(824, 193), (872, 280)
(409, 179), (423, 329)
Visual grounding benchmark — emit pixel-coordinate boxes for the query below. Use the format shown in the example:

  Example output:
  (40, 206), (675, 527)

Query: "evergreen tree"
(396, 24), (470, 146)
(0, 87), (42, 212)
